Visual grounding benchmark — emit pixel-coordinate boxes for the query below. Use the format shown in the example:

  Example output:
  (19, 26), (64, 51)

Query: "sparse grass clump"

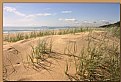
(7, 33), (24, 42)
(65, 31), (120, 81)
(24, 34), (29, 39)
(27, 37), (53, 70)
(57, 27), (93, 35)
(29, 31), (37, 38)
(107, 27), (120, 38)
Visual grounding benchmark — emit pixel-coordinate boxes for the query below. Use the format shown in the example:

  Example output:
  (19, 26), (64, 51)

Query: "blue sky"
(3, 3), (120, 27)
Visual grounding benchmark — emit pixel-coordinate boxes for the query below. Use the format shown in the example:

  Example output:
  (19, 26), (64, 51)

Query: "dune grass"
(57, 27), (92, 35)
(26, 37), (54, 71)
(5, 33), (24, 42)
(3, 26), (119, 81)
(4, 27), (104, 42)
(64, 28), (120, 81)
(107, 26), (120, 38)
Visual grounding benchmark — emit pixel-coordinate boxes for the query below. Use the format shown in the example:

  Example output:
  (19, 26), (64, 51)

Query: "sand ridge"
(3, 31), (107, 81)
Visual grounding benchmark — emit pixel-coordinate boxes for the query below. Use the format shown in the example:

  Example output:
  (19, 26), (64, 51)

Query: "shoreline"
(3, 27), (105, 35)
(3, 26), (79, 34)
(3, 27), (106, 44)
(3, 28), (120, 81)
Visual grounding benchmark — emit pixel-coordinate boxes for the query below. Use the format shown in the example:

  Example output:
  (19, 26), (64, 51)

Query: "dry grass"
(3, 27), (120, 81)
(3, 27), (104, 42)
(65, 27), (120, 81)
(26, 37), (54, 71)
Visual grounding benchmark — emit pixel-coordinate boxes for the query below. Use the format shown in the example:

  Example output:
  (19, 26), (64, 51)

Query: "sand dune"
(3, 31), (118, 81)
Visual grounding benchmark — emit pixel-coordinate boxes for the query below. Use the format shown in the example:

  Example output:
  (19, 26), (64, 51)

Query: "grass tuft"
(65, 30), (120, 81)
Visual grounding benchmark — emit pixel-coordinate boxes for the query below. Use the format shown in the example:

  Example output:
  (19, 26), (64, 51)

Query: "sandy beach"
(3, 29), (120, 81)
(2, 3), (120, 81)
(2, 31), (95, 81)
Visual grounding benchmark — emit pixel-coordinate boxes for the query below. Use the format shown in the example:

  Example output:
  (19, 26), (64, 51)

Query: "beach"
(3, 28), (120, 81)
(3, 3), (120, 81)
(2, 30), (94, 80)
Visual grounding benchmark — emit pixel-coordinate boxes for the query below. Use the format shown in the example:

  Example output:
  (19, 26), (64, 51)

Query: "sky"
(3, 3), (120, 27)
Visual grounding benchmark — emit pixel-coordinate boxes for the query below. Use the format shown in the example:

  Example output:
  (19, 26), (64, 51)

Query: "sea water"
(3, 26), (70, 34)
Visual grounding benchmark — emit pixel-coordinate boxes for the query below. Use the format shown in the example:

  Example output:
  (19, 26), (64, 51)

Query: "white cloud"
(4, 6), (26, 16)
(101, 20), (107, 22)
(25, 13), (53, 18)
(26, 13), (54, 18)
(4, 6), (16, 12)
(36, 13), (52, 16)
(4, 6), (55, 18)
(65, 18), (77, 22)
(61, 11), (72, 14)
(26, 14), (36, 18)
(14, 11), (26, 16)
(58, 18), (79, 25)
(58, 18), (77, 22)
(83, 20), (92, 24)
(3, 6), (57, 26)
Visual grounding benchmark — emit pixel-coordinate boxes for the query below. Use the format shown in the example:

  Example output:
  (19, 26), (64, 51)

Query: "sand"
(3, 31), (107, 81)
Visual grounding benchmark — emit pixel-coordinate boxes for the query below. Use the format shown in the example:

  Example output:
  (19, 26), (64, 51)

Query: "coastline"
(3, 28), (120, 81)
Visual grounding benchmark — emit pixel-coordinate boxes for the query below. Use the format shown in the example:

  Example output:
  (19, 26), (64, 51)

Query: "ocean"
(3, 26), (71, 34)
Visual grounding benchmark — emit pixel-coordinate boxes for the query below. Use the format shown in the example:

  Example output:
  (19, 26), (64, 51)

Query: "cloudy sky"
(3, 3), (120, 27)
